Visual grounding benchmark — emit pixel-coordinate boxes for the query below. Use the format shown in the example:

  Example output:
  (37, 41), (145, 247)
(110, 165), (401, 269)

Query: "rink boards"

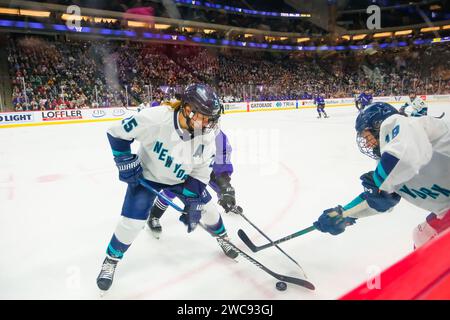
(1, 94), (449, 128)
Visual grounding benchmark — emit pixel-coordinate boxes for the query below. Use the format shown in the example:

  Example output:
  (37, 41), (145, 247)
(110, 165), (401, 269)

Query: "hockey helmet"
(355, 102), (398, 159)
(182, 84), (221, 133)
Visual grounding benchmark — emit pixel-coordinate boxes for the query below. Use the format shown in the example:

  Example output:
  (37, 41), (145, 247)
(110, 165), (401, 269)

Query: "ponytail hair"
(164, 98), (182, 111)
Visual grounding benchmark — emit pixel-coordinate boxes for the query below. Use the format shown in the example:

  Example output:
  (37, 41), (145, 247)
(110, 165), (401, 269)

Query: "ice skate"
(216, 235), (239, 260)
(96, 256), (119, 295)
(147, 216), (162, 239)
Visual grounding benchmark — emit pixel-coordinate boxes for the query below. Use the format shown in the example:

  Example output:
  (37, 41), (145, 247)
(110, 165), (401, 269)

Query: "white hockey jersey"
(403, 96), (428, 117)
(377, 114), (450, 214)
(344, 114), (450, 219)
(107, 105), (216, 186)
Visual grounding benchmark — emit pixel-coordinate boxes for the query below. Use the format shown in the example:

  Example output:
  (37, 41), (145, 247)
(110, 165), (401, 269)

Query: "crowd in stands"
(7, 35), (450, 111)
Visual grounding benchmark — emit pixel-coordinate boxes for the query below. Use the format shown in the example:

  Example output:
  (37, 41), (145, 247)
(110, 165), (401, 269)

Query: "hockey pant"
(106, 179), (225, 260)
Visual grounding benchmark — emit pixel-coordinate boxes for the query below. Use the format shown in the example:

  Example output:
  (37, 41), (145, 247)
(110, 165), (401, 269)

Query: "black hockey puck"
(276, 281), (287, 291)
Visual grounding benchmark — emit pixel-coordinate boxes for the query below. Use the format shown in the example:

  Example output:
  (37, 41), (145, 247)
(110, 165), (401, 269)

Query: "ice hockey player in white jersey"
(313, 102), (450, 248)
(96, 84), (238, 293)
(399, 91), (428, 117)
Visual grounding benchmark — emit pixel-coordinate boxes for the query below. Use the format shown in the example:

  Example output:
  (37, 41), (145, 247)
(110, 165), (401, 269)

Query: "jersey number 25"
(122, 117), (138, 133)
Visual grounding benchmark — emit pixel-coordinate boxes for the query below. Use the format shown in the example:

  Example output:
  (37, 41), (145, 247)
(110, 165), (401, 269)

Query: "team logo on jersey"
(193, 144), (205, 157)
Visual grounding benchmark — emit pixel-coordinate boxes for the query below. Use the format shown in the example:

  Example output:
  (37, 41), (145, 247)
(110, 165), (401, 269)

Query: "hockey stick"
(238, 209), (357, 252)
(435, 112), (445, 119)
(238, 226), (317, 252)
(230, 206), (307, 278)
(138, 179), (315, 290)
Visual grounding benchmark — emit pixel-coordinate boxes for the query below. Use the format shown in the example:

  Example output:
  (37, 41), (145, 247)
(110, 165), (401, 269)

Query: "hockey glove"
(179, 198), (204, 233)
(313, 205), (357, 235)
(114, 154), (143, 187)
(212, 173), (236, 213)
(360, 172), (401, 212)
(399, 105), (407, 116)
(218, 185), (236, 213)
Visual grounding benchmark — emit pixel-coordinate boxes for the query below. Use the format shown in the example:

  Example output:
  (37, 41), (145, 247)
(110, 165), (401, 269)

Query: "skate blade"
(146, 225), (161, 239)
(150, 230), (161, 239)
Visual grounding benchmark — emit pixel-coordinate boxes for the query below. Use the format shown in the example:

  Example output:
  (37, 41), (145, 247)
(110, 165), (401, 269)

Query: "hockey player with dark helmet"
(355, 102), (399, 160)
(314, 99), (450, 251)
(180, 84), (222, 134)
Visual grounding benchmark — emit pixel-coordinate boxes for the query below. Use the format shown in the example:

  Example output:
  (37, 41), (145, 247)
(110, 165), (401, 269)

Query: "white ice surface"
(0, 104), (447, 299)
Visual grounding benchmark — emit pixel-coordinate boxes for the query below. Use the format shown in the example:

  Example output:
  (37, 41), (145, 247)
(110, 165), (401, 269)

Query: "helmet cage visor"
(356, 123), (381, 160)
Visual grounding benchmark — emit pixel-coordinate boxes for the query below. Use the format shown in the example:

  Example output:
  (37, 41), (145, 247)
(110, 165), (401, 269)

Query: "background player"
(354, 90), (361, 111)
(313, 102), (450, 248)
(147, 127), (237, 239)
(356, 89), (373, 111)
(314, 93), (329, 118)
(399, 91), (428, 117)
(96, 84), (238, 293)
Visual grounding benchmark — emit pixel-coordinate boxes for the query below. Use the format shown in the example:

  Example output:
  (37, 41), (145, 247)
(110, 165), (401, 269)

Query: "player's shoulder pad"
(137, 105), (171, 122)
(380, 114), (406, 136)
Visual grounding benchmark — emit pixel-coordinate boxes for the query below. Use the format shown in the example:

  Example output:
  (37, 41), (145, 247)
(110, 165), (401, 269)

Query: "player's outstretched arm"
(313, 170), (401, 236)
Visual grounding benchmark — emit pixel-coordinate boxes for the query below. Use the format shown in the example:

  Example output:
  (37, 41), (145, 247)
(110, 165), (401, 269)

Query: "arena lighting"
(28, 22), (45, 29)
(19, 9), (50, 18)
(297, 37), (310, 43)
(432, 37), (450, 43)
(154, 24), (171, 29)
(373, 32), (393, 38)
(414, 39), (427, 45)
(352, 34), (367, 40)
(421, 26), (440, 32)
(0, 8), (19, 15)
(61, 14), (84, 21)
(128, 21), (148, 28)
(394, 30), (413, 36)
(124, 30), (137, 37)
(341, 35), (351, 40)
(61, 14), (117, 24)
(176, 0), (308, 19)
(94, 18), (116, 23)
(52, 24), (67, 31)
(0, 18), (446, 52)
(202, 29), (215, 34)
(100, 28), (112, 35)
(443, 25), (450, 30)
